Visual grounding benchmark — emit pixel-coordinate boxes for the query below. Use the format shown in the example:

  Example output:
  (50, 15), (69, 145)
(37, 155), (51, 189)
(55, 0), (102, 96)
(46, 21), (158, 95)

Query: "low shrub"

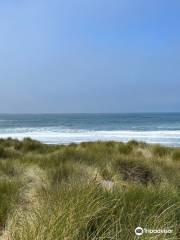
(113, 157), (157, 185)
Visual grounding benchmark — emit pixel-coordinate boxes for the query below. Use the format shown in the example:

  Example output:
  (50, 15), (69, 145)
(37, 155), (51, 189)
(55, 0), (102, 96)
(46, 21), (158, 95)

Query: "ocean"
(0, 113), (180, 146)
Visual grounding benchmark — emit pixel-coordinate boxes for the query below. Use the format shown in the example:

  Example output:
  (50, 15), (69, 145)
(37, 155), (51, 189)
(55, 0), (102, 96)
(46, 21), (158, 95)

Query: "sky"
(0, 0), (180, 113)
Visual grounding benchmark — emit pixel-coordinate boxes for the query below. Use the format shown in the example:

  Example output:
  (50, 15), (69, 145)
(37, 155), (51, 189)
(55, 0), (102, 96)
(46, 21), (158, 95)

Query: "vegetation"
(0, 138), (179, 239)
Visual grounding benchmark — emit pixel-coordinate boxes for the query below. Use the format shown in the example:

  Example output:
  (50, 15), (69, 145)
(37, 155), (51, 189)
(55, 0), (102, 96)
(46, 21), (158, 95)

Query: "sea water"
(0, 113), (180, 146)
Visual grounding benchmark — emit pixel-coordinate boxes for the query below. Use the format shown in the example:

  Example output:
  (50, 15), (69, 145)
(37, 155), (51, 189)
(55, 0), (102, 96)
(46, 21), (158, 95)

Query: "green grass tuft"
(172, 149), (180, 161)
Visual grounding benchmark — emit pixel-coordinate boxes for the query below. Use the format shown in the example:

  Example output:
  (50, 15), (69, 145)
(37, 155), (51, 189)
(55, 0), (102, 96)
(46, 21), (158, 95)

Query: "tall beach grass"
(0, 138), (179, 239)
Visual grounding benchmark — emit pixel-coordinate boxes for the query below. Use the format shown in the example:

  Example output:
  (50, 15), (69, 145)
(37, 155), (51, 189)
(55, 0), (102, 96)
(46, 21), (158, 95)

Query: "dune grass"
(0, 138), (179, 239)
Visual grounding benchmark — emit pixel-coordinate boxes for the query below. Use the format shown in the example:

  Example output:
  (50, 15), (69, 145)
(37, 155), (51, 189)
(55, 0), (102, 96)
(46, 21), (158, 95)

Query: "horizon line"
(0, 111), (180, 115)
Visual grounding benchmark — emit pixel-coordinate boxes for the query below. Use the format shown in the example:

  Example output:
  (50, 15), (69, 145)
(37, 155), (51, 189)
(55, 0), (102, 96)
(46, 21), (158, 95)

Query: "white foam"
(0, 128), (180, 146)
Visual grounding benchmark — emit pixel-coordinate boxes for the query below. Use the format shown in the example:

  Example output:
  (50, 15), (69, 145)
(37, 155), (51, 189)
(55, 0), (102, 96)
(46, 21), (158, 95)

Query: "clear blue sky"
(0, 0), (180, 113)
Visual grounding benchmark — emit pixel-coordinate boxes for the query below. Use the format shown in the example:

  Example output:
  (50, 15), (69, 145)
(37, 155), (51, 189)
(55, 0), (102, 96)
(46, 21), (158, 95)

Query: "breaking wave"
(0, 127), (180, 146)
